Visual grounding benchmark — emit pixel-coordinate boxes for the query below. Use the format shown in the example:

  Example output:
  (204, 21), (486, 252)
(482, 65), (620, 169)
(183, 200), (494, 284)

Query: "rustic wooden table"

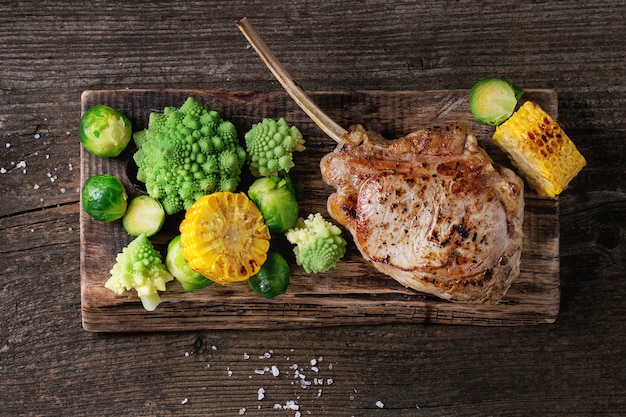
(1, 1), (624, 416)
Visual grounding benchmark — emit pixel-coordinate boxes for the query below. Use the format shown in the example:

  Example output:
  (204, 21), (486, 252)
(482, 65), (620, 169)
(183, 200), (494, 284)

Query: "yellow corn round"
(179, 192), (270, 284)
(493, 101), (586, 198)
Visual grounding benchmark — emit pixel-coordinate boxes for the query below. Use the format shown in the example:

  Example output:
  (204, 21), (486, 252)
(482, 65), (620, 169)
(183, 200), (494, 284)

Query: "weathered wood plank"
(80, 88), (560, 331)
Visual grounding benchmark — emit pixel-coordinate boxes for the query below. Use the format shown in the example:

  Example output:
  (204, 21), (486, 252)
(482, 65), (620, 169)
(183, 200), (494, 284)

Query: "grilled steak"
(320, 123), (524, 303)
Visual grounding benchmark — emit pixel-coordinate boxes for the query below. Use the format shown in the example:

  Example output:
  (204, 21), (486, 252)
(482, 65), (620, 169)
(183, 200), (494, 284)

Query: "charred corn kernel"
(493, 101), (586, 198)
(179, 192), (270, 284)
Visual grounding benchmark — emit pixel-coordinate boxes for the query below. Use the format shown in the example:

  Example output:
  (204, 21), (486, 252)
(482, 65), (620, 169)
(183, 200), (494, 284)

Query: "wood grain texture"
(80, 89), (560, 331)
(2, 1), (625, 416)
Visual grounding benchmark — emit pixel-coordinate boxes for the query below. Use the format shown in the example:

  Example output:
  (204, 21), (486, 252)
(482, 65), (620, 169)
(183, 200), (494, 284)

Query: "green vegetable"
(285, 213), (347, 274)
(247, 175), (299, 233)
(245, 118), (305, 177)
(105, 233), (174, 311)
(79, 104), (132, 157)
(133, 97), (247, 215)
(248, 251), (290, 298)
(81, 174), (128, 222)
(165, 235), (212, 292)
(122, 195), (165, 237)
(469, 77), (524, 126)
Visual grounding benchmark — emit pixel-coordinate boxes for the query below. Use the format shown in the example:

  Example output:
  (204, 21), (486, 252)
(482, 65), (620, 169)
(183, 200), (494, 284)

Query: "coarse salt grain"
(257, 387), (265, 401)
(5, 143), (9, 148)
(33, 184), (39, 189)
(34, 133), (40, 139)
(239, 408), (246, 415)
(376, 400), (384, 408)
(0, 168), (6, 174)
(181, 398), (188, 405)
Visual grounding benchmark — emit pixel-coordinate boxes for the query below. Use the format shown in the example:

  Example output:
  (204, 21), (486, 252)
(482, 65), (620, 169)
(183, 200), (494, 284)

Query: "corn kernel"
(493, 101), (586, 198)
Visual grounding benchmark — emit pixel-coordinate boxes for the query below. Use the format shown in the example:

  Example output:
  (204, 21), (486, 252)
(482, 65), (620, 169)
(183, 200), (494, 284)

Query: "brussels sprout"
(248, 251), (290, 298)
(79, 104), (132, 157)
(165, 235), (212, 292)
(81, 174), (128, 222)
(247, 175), (299, 233)
(122, 195), (165, 237)
(469, 78), (524, 126)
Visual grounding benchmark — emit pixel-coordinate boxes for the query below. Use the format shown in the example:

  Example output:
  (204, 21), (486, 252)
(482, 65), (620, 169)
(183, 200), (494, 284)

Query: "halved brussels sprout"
(165, 235), (212, 292)
(469, 78), (524, 126)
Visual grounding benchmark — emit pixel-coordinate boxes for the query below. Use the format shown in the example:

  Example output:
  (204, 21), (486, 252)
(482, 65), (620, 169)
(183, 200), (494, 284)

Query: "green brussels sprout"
(81, 174), (128, 222)
(469, 78), (524, 126)
(79, 104), (132, 157)
(123, 195), (165, 237)
(165, 235), (212, 292)
(248, 251), (290, 298)
(247, 175), (299, 233)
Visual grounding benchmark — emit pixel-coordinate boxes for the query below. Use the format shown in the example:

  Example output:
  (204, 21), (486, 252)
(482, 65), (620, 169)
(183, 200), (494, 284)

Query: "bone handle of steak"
(237, 17), (347, 145)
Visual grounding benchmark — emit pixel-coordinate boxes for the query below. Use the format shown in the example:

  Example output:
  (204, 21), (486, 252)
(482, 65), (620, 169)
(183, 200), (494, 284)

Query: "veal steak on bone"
(320, 124), (525, 303)
(236, 18), (525, 304)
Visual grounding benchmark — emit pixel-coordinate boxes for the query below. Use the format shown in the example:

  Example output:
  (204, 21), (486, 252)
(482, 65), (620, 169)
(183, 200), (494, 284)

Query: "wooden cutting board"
(80, 89), (560, 332)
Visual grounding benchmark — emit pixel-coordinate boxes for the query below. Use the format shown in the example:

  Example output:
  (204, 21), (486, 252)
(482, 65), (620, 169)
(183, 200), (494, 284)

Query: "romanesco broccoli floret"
(285, 213), (347, 274)
(244, 118), (305, 177)
(105, 233), (174, 311)
(133, 97), (247, 215)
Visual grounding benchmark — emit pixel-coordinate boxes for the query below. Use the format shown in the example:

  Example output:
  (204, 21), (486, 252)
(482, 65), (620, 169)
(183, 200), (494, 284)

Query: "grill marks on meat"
(321, 124), (524, 303)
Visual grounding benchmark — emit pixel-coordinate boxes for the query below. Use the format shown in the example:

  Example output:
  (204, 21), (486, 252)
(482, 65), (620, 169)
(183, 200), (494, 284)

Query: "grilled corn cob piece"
(179, 192), (270, 284)
(493, 101), (586, 198)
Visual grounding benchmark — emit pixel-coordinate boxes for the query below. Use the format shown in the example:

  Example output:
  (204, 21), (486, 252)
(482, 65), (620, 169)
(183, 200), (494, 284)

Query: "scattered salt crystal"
(68, 163), (73, 171)
(257, 388), (265, 401)
(66, 131), (71, 136)
(184, 352), (190, 357)
(317, 388), (322, 397)
(239, 408), (246, 415)
(60, 188), (66, 193)
(16, 161), (26, 168)
(327, 378), (334, 385)
(376, 401), (384, 408)
(34, 133), (40, 139)
(243, 353), (249, 360)
(273, 404), (282, 409)
(211, 345), (218, 351)
(181, 398), (188, 405)
(45, 155), (49, 159)
(33, 184), (39, 189)
(227, 368), (233, 376)
(0, 168), (5, 174)
(310, 359), (317, 366)
(271, 365), (280, 377)
(311, 366), (319, 373)
(5, 143), (9, 148)
(285, 400), (299, 410)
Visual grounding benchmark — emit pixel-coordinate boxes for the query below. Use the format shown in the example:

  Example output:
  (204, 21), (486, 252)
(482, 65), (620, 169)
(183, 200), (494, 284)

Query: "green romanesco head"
(245, 118), (305, 177)
(285, 213), (347, 274)
(132, 97), (246, 215)
(105, 233), (173, 311)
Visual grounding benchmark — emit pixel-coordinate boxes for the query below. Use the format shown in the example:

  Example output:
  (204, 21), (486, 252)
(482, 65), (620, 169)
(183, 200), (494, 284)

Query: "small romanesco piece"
(285, 213), (347, 274)
(133, 97), (247, 215)
(105, 233), (174, 311)
(244, 118), (305, 177)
